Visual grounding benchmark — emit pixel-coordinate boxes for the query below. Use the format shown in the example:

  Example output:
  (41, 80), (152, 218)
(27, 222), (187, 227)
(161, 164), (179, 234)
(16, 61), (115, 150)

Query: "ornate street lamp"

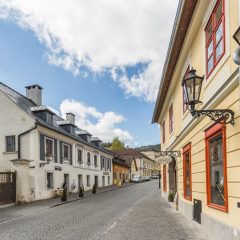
(182, 68), (235, 125)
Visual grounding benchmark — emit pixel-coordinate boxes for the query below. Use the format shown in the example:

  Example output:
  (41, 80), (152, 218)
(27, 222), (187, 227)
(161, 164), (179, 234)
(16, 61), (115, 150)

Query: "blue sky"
(0, 1), (177, 147)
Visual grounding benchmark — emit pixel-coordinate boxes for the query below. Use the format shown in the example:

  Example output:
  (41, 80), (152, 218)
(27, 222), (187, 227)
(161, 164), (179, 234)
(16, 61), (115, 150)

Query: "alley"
(0, 181), (209, 240)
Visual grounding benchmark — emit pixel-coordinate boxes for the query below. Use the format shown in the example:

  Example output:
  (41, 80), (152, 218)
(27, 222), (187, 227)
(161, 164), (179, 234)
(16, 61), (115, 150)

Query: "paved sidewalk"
(0, 182), (133, 223)
(98, 189), (211, 240)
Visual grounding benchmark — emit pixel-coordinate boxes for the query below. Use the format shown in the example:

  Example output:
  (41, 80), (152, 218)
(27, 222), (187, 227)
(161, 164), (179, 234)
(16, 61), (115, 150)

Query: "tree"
(110, 137), (125, 150)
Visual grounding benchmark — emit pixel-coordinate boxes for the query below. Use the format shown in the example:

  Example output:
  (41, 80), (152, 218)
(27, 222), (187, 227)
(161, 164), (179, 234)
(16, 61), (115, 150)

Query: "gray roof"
(0, 82), (113, 156)
(91, 137), (102, 142)
(76, 129), (91, 135)
(31, 106), (55, 114)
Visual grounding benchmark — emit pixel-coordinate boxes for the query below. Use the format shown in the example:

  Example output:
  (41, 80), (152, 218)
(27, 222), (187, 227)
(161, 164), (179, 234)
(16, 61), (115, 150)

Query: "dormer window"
(31, 106), (54, 125)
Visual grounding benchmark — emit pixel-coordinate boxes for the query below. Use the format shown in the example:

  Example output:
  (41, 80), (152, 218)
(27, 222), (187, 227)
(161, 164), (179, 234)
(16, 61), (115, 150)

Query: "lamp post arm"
(190, 109), (235, 125)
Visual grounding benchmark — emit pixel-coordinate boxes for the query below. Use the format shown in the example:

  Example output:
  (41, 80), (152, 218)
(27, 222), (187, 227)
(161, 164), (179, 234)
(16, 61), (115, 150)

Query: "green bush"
(168, 192), (174, 202)
(92, 184), (97, 194)
(79, 186), (84, 198)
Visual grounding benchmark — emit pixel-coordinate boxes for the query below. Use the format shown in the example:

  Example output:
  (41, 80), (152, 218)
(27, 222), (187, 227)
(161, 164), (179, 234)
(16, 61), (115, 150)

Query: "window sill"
(3, 151), (18, 154)
(207, 203), (228, 212)
(204, 53), (230, 90)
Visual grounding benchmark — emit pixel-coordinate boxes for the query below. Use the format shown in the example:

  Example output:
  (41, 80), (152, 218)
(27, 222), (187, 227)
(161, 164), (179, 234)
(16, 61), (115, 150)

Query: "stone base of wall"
(161, 191), (168, 201)
(202, 213), (240, 240)
(179, 199), (193, 220)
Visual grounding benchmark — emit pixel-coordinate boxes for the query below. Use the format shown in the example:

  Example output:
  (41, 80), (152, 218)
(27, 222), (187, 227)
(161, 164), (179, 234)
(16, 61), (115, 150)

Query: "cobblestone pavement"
(0, 181), (210, 240)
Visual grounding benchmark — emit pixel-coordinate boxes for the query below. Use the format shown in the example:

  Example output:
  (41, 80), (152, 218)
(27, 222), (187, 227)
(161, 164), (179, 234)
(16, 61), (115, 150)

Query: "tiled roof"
(112, 148), (152, 160)
(0, 82), (113, 156)
(113, 156), (131, 168)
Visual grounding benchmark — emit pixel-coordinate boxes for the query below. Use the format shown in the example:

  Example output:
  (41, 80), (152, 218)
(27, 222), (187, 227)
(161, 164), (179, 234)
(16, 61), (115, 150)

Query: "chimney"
(25, 85), (43, 106)
(66, 113), (75, 125)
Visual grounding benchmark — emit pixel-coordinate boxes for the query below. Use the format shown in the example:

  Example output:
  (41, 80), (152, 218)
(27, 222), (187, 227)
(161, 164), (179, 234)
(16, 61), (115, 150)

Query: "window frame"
(77, 149), (83, 164)
(183, 66), (190, 113)
(87, 152), (91, 166)
(163, 164), (167, 192)
(45, 136), (54, 157)
(205, 123), (228, 212)
(205, 0), (225, 78)
(183, 143), (192, 201)
(5, 135), (16, 152)
(162, 120), (166, 144)
(87, 175), (90, 186)
(63, 143), (70, 160)
(46, 172), (54, 189)
(169, 104), (173, 134)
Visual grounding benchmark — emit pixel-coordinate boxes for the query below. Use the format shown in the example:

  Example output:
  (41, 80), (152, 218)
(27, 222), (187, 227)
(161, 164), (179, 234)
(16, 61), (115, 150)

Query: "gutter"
(18, 123), (38, 159)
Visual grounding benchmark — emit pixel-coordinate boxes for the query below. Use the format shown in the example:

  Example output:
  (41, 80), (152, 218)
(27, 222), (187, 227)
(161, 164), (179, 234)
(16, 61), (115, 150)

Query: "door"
(64, 174), (69, 192)
(0, 172), (16, 205)
(102, 176), (105, 187)
(78, 175), (83, 189)
(94, 176), (98, 187)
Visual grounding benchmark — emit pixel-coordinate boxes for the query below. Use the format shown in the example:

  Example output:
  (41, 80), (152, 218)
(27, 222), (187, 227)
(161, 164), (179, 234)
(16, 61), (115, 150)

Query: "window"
(183, 143), (192, 201)
(163, 165), (167, 192)
(87, 175), (90, 186)
(46, 172), (53, 189)
(77, 149), (83, 164)
(108, 176), (110, 185)
(205, 0), (225, 77)
(46, 113), (53, 125)
(162, 121), (166, 144)
(169, 104), (173, 133)
(87, 152), (91, 166)
(63, 144), (70, 160)
(5, 136), (15, 152)
(183, 66), (190, 113)
(45, 137), (54, 156)
(205, 123), (228, 211)
(94, 155), (98, 167)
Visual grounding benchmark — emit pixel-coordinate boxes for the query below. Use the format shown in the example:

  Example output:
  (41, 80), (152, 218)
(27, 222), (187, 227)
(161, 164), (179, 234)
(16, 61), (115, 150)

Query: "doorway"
(102, 176), (105, 187)
(94, 176), (98, 187)
(78, 175), (83, 189)
(64, 174), (69, 192)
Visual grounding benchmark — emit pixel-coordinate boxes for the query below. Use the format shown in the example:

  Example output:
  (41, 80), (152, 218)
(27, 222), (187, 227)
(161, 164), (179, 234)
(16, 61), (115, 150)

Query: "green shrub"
(168, 192), (174, 202)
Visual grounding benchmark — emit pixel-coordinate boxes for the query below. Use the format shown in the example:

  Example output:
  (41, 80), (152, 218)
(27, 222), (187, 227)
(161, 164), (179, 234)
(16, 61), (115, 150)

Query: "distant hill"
(135, 144), (160, 152)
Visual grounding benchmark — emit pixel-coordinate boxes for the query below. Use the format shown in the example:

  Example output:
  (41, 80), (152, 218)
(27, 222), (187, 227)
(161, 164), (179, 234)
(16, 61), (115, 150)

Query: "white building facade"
(0, 82), (113, 204)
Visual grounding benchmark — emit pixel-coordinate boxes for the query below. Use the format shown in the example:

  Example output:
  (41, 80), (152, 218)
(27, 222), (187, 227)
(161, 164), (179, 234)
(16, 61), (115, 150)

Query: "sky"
(0, 0), (178, 147)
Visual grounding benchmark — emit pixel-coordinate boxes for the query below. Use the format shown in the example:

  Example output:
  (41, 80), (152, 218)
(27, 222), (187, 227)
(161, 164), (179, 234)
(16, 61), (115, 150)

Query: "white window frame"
(46, 172), (54, 189)
(5, 135), (16, 152)
(63, 143), (70, 162)
(44, 136), (54, 159)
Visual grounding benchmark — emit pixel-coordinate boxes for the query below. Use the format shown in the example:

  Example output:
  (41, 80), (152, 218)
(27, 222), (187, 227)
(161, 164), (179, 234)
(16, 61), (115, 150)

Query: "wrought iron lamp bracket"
(158, 151), (181, 158)
(190, 109), (235, 125)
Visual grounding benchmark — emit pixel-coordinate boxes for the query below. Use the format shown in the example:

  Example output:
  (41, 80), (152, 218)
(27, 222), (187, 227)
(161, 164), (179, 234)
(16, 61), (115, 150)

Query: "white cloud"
(60, 99), (133, 144)
(0, 0), (178, 102)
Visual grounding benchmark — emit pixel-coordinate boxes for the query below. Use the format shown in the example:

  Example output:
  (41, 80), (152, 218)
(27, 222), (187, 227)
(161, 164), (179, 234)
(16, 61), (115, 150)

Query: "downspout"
(18, 122), (38, 159)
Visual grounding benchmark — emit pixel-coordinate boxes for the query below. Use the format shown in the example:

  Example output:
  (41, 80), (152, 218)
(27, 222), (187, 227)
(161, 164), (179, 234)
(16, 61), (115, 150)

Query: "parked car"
(143, 176), (151, 181)
(131, 176), (142, 183)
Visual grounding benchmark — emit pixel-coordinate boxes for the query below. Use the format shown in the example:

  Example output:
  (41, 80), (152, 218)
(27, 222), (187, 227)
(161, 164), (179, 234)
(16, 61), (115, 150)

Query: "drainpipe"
(18, 123), (38, 159)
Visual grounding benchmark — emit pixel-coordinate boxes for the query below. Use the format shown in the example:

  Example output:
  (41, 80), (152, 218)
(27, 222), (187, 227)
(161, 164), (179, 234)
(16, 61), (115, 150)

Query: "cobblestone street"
(0, 181), (210, 240)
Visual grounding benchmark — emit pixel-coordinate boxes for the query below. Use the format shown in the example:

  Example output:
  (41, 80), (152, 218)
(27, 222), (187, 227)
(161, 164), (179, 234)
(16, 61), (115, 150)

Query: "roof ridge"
(0, 81), (37, 106)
